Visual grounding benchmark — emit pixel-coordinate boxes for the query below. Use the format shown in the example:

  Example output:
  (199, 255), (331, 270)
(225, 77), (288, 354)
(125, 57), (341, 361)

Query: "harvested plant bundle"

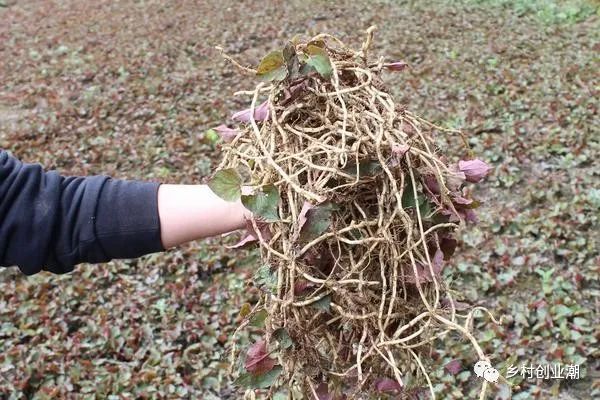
(208, 27), (498, 399)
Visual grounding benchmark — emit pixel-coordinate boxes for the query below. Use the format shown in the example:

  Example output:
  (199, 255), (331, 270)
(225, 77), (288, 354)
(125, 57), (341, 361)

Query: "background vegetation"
(0, 0), (598, 398)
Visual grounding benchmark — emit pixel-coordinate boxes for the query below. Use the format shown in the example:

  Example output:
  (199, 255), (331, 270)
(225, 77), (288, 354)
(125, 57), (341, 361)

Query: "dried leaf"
(445, 169), (466, 191)
(283, 42), (299, 79)
(406, 250), (444, 284)
(208, 169), (242, 202)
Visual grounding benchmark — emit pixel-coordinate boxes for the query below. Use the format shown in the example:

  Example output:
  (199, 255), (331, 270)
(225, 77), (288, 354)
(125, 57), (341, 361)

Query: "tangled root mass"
(211, 27), (498, 399)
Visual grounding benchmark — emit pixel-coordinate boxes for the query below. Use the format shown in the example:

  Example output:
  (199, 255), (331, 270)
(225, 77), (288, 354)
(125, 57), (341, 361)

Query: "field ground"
(0, 0), (598, 399)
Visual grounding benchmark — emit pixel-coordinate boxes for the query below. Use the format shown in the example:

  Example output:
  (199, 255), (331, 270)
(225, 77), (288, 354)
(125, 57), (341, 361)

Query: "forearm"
(157, 184), (251, 248)
(0, 150), (163, 274)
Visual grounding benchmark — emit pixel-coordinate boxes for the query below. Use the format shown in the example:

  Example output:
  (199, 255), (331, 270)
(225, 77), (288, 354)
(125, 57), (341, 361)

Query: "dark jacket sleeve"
(0, 150), (164, 275)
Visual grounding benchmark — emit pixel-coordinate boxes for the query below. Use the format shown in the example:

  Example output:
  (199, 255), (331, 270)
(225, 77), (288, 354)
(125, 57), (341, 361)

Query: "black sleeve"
(0, 150), (164, 275)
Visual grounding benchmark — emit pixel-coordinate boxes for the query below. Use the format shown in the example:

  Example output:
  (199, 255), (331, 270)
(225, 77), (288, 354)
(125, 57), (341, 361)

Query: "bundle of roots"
(211, 27), (498, 399)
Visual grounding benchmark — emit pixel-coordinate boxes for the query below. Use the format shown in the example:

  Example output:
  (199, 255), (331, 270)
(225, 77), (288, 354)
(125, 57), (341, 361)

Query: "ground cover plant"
(0, 0), (598, 399)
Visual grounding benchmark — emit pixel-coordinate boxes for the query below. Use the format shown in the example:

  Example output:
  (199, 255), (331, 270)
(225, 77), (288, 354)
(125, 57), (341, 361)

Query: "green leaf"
(273, 328), (293, 349)
(235, 365), (283, 389)
(239, 303), (251, 318)
(306, 54), (332, 79)
(401, 175), (417, 208)
(298, 202), (338, 242)
(400, 176), (430, 214)
(302, 44), (332, 79)
(310, 295), (331, 312)
(204, 128), (219, 145)
(241, 184), (280, 222)
(250, 309), (268, 328)
(256, 51), (287, 82)
(208, 169), (242, 202)
(254, 264), (278, 294)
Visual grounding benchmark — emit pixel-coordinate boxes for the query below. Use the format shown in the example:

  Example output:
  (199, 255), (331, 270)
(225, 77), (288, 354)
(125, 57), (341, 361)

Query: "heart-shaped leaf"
(250, 309), (268, 328)
(298, 202), (338, 242)
(241, 184), (280, 222)
(306, 54), (332, 79)
(208, 169), (242, 202)
(305, 44), (332, 79)
(245, 339), (276, 375)
(256, 51), (287, 82)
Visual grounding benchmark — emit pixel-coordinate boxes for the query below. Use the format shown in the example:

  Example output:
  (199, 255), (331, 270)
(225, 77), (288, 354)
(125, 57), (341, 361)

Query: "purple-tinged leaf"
(375, 378), (403, 393)
(297, 201), (313, 234)
(423, 175), (440, 194)
(213, 124), (240, 142)
(226, 234), (258, 249)
(389, 143), (410, 167)
(392, 143), (410, 156)
(280, 80), (307, 106)
(232, 100), (270, 123)
(293, 279), (314, 295)
(452, 195), (473, 206)
(439, 237), (458, 260)
(458, 159), (492, 183)
(245, 340), (276, 376)
(406, 249), (444, 284)
(245, 219), (273, 242)
(461, 208), (478, 223)
(316, 383), (333, 400)
(432, 249), (444, 272)
(445, 170), (466, 191)
(445, 359), (462, 375)
(384, 61), (408, 71)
